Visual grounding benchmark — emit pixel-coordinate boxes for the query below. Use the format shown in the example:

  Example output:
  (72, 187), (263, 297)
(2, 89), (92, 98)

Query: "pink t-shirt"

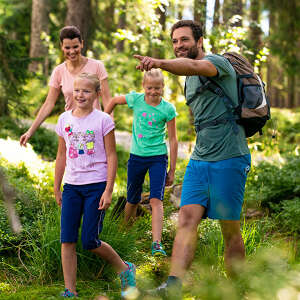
(49, 58), (108, 111)
(55, 109), (114, 185)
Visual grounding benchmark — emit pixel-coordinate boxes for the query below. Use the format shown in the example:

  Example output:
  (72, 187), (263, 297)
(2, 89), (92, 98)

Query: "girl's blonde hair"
(75, 72), (101, 92)
(143, 69), (164, 86)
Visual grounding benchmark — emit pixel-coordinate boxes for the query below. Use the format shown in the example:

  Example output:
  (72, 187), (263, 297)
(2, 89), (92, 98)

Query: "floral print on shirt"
(65, 124), (96, 159)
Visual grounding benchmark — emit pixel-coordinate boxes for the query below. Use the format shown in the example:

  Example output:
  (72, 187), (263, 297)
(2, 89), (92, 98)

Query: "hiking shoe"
(149, 278), (182, 299)
(151, 241), (167, 256)
(60, 288), (77, 298)
(119, 261), (139, 299)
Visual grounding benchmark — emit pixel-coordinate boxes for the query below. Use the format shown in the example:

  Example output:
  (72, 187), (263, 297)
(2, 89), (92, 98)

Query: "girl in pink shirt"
(54, 73), (137, 298)
(20, 25), (111, 147)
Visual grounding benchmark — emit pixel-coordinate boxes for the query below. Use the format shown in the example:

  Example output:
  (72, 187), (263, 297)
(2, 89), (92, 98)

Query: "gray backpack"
(186, 52), (271, 137)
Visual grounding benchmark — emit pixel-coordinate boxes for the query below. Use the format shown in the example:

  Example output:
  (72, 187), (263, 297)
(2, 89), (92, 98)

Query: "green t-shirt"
(125, 92), (177, 157)
(185, 54), (250, 161)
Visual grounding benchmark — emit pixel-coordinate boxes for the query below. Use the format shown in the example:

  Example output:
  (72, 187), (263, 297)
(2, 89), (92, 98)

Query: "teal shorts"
(180, 154), (251, 220)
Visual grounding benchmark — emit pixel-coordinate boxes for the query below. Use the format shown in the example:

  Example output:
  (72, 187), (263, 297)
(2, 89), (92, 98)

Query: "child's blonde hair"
(75, 72), (101, 92)
(142, 69), (164, 86)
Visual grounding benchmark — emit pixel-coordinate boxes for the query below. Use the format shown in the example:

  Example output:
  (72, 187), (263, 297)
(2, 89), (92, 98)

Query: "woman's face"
(61, 38), (83, 62)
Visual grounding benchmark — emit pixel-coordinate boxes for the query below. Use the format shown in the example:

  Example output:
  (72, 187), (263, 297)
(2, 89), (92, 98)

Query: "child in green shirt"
(105, 69), (178, 256)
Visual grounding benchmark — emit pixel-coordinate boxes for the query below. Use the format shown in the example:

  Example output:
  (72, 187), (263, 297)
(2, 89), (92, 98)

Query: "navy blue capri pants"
(61, 182), (106, 250)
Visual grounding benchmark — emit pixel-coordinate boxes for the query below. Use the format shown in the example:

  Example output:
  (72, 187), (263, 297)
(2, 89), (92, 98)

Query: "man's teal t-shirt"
(125, 92), (177, 157)
(185, 54), (250, 161)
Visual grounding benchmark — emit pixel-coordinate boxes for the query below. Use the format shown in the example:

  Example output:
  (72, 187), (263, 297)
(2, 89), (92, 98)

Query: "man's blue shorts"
(180, 154), (251, 220)
(61, 182), (106, 250)
(127, 153), (168, 204)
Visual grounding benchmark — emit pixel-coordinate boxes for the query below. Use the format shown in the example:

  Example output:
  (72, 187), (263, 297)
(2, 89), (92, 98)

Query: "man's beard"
(186, 44), (199, 59)
(175, 44), (199, 59)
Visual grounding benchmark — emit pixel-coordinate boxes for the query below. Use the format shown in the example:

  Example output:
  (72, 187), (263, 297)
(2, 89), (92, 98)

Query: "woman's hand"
(20, 131), (32, 147)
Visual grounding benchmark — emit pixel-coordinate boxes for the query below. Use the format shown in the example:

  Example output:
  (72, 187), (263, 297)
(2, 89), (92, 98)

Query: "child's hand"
(98, 191), (112, 210)
(54, 190), (62, 207)
(165, 170), (175, 186)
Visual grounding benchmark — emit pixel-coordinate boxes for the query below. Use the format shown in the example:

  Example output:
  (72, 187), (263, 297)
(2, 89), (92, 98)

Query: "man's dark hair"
(170, 20), (203, 42)
(59, 26), (82, 43)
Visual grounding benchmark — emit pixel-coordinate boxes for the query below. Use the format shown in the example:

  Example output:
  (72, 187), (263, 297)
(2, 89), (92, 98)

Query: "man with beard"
(134, 20), (251, 298)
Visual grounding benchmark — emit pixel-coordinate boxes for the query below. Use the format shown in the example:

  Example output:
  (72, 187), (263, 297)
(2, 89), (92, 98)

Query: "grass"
(0, 281), (119, 300)
(0, 108), (300, 299)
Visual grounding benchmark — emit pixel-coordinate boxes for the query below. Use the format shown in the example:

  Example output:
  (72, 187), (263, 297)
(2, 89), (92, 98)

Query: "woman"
(20, 25), (111, 146)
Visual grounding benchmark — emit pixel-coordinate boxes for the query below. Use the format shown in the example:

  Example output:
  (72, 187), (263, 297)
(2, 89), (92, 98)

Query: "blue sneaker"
(60, 288), (77, 298)
(151, 241), (167, 256)
(119, 261), (139, 299)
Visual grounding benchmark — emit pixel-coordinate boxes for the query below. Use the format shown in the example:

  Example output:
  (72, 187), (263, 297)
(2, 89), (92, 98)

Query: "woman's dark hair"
(59, 26), (82, 43)
(170, 20), (203, 42)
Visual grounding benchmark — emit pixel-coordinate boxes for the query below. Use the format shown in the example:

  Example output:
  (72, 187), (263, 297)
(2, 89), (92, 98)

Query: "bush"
(0, 163), (42, 250)
(28, 127), (58, 161)
(247, 108), (300, 157)
(272, 198), (300, 234)
(245, 156), (300, 208)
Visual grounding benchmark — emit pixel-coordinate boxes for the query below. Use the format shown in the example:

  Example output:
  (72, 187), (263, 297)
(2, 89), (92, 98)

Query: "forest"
(0, 0), (300, 299)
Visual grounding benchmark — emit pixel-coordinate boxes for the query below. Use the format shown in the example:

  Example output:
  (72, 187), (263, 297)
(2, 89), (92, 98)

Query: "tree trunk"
(213, 0), (220, 28)
(101, 1), (115, 50)
(287, 74), (295, 108)
(116, 3), (127, 53)
(297, 39), (300, 106)
(266, 6), (280, 108)
(0, 98), (8, 117)
(0, 39), (15, 116)
(210, 0), (220, 53)
(29, 0), (49, 74)
(177, 2), (184, 20)
(279, 72), (286, 108)
(65, 0), (92, 55)
(267, 55), (284, 108)
(296, 76), (300, 107)
(249, 0), (262, 66)
(194, 0), (207, 32)
(222, 0), (243, 27)
(152, 4), (167, 58)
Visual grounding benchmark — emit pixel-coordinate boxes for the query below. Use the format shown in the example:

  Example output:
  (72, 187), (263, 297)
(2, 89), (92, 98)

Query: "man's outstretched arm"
(134, 55), (217, 77)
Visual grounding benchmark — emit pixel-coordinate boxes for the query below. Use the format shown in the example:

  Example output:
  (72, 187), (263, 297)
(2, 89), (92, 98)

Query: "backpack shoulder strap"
(190, 76), (239, 134)
(206, 77), (237, 109)
(185, 76), (211, 106)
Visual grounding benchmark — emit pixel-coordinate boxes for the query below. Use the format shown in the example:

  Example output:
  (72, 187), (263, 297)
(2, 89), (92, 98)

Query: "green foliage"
(94, 0), (171, 54)
(0, 1), (32, 116)
(0, 161), (52, 251)
(245, 156), (300, 209)
(114, 145), (130, 194)
(248, 108), (300, 156)
(0, 117), (23, 140)
(28, 127), (58, 161)
(272, 198), (300, 234)
(208, 15), (269, 70)
(104, 53), (143, 95)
